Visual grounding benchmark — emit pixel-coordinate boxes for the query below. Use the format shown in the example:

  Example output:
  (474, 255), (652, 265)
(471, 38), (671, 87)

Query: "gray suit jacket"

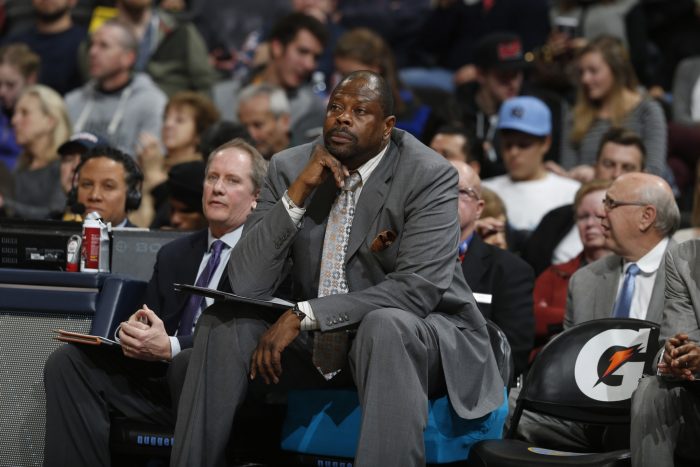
(228, 129), (503, 419)
(565, 239), (674, 329)
(660, 239), (700, 343)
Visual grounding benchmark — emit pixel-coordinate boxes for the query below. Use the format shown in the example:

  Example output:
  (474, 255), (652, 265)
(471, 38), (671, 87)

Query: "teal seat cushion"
(281, 388), (508, 463)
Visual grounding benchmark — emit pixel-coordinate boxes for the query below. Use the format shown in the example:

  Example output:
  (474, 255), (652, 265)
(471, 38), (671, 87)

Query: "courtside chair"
(467, 318), (660, 467)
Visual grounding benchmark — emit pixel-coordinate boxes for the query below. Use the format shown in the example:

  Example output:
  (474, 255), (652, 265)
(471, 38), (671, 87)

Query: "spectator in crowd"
(57, 132), (110, 197)
(523, 126), (646, 275)
(549, 0), (650, 86)
(631, 239), (700, 467)
(452, 159), (534, 377)
(165, 160), (207, 231)
(333, 27), (432, 138)
(170, 71), (503, 467)
(236, 83), (291, 160)
(430, 123), (481, 173)
(213, 12), (328, 145)
(477, 186), (510, 250)
(531, 179), (612, 361)
(97, 0), (218, 96)
(43, 139), (266, 466)
(482, 95), (580, 236)
(72, 146), (143, 227)
(338, 0), (430, 69)
(66, 19), (167, 156)
(557, 35), (667, 182)
(406, 0), (549, 92)
(4, 0), (86, 95)
(134, 90), (219, 227)
(0, 44), (39, 172)
(517, 172), (679, 451)
(455, 32), (567, 178)
(57, 131), (110, 221)
(198, 120), (252, 160)
(0, 84), (70, 219)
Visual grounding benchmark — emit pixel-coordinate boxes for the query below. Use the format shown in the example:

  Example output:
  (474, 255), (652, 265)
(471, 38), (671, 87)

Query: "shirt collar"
(625, 237), (669, 274)
(207, 225), (244, 251)
(354, 143), (389, 184)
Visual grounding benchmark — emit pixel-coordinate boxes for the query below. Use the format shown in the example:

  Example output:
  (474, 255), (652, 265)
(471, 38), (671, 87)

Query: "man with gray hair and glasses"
(565, 172), (680, 329)
(237, 83), (292, 160)
(516, 172), (680, 451)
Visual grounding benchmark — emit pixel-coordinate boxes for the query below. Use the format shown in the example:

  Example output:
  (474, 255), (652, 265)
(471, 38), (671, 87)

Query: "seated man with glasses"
(566, 172), (679, 329)
(451, 160), (535, 378)
(516, 171), (680, 451)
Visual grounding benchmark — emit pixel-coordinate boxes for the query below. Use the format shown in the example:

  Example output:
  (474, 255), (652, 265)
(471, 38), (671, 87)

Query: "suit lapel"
(346, 141), (399, 262)
(175, 230), (209, 314)
(596, 255), (622, 319)
(461, 236), (490, 291)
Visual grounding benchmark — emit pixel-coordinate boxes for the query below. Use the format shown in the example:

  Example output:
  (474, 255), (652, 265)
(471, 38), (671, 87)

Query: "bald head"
(602, 172), (679, 260)
(451, 160), (484, 239)
(334, 70), (394, 118)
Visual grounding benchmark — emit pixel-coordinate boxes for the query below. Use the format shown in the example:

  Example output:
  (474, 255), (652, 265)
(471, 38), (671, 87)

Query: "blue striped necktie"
(612, 263), (641, 318)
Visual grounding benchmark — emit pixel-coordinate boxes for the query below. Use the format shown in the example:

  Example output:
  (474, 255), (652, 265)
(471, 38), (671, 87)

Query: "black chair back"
(509, 318), (660, 436)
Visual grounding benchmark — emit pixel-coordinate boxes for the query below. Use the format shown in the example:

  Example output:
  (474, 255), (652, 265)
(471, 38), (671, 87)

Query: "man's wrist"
(283, 190), (302, 210)
(291, 303), (306, 320)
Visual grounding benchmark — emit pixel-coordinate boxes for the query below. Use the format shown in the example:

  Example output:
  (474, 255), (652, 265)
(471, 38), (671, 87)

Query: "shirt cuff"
(170, 336), (181, 359)
(298, 301), (318, 331)
(282, 190), (306, 226)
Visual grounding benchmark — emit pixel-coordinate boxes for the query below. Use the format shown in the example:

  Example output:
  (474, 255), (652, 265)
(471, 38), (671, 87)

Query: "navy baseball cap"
(57, 132), (110, 157)
(497, 96), (551, 136)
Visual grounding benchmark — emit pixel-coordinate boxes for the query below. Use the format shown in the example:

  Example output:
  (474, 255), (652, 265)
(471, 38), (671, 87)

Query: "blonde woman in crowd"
(554, 35), (667, 182)
(0, 84), (71, 219)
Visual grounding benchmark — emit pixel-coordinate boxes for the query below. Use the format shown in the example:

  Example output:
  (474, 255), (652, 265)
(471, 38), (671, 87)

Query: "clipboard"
(173, 283), (295, 311)
(53, 329), (120, 347)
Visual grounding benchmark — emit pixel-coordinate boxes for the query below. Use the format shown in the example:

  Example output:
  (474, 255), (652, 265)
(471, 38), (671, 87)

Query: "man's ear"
(475, 199), (485, 220)
(541, 135), (552, 155)
(639, 205), (657, 232)
(270, 39), (284, 60)
(383, 115), (396, 141)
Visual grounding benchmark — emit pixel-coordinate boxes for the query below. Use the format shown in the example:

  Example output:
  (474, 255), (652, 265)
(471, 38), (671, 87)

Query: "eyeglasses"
(602, 196), (648, 211)
(458, 187), (480, 201)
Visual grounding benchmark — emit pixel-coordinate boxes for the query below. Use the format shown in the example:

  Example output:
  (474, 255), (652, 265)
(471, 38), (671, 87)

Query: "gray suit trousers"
(170, 303), (448, 467)
(631, 375), (700, 467)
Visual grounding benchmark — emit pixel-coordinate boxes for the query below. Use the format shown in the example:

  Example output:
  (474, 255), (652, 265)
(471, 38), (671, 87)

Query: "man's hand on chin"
(249, 310), (301, 385)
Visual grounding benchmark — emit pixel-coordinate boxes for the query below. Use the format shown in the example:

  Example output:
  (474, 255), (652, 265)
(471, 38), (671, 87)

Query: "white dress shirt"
(168, 226), (243, 357)
(616, 237), (669, 321)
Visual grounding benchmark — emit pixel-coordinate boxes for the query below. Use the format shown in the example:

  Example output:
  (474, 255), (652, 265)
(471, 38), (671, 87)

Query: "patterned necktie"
(313, 171), (362, 380)
(612, 263), (641, 318)
(177, 240), (226, 336)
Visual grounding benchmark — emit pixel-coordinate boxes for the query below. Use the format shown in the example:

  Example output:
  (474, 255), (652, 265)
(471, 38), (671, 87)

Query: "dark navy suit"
(43, 228), (228, 466)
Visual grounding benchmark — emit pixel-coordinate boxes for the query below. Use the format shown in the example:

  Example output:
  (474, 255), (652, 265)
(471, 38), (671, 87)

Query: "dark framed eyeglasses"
(458, 187), (480, 201)
(602, 196), (648, 211)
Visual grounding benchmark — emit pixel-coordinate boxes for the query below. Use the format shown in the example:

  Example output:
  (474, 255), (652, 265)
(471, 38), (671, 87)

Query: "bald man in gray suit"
(631, 239), (700, 467)
(565, 172), (679, 329)
(171, 71), (503, 467)
(517, 172), (680, 450)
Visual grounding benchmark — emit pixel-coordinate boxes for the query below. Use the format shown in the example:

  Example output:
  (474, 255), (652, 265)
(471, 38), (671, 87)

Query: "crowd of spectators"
(2, 0), (700, 464)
